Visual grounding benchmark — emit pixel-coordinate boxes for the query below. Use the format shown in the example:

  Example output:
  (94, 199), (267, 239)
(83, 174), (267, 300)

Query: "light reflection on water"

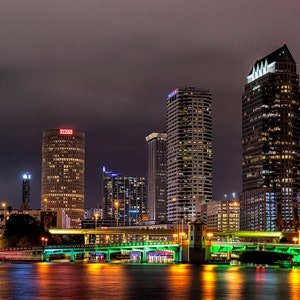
(0, 263), (299, 299)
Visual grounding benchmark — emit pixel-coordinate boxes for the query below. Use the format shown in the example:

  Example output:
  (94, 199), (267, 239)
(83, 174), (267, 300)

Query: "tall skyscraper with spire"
(41, 129), (85, 228)
(167, 86), (212, 224)
(145, 132), (167, 224)
(240, 44), (300, 231)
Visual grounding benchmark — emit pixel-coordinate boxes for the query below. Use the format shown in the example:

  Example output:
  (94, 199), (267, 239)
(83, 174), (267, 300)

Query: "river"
(0, 263), (299, 299)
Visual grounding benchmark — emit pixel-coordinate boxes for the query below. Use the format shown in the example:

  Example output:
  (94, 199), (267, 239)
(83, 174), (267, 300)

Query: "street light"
(114, 201), (119, 227)
(173, 233), (178, 242)
(2, 202), (6, 218)
(41, 236), (48, 247)
(43, 198), (48, 210)
(94, 213), (99, 229)
(207, 232), (214, 241)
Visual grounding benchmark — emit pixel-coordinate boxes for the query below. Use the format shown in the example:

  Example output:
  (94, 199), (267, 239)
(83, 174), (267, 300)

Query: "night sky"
(1, 1), (300, 209)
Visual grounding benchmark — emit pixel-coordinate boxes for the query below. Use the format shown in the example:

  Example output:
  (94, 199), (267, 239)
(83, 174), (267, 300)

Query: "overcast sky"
(1, 1), (300, 209)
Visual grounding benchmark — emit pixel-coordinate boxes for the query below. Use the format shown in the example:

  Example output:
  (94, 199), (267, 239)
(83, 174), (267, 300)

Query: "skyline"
(1, 1), (300, 209)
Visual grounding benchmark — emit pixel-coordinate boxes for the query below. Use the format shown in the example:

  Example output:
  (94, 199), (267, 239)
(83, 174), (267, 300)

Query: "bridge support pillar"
(69, 251), (75, 262)
(106, 250), (111, 262)
(42, 251), (49, 262)
(141, 249), (147, 263)
(227, 251), (231, 260)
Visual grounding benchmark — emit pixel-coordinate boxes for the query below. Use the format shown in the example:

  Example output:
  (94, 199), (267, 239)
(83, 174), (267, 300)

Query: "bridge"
(49, 227), (180, 244)
(42, 241), (182, 263)
(0, 227), (299, 264)
(207, 241), (300, 263)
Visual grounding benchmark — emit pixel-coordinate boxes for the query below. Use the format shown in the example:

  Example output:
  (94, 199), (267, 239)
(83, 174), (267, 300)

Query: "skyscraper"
(41, 129), (85, 228)
(240, 44), (300, 231)
(167, 86), (212, 224)
(102, 166), (146, 226)
(145, 132), (167, 224)
(21, 173), (31, 210)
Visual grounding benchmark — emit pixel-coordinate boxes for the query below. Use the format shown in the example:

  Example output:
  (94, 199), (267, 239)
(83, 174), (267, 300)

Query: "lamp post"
(2, 202), (6, 220)
(94, 213), (99, 229)
(41, 236), (48, 247)
(1, 202), (6, 229)
(207, 232), (214, 241)
(114, 201), (119, 227)
(173, 233), (178, 243)
(43, 198), (48, 210)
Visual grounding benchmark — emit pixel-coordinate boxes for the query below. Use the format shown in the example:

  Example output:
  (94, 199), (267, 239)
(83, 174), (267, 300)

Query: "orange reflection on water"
(36, 263), (52, 295)
(201, 265), (216, 300)
(85, 262), (106, 275)
(168, 264), (190, 298)
(289, 268), (300, 300)
(224, 267), (244, 298)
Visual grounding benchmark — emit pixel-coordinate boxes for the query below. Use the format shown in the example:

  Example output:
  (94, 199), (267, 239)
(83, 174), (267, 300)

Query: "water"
(0, 263), (299, 300)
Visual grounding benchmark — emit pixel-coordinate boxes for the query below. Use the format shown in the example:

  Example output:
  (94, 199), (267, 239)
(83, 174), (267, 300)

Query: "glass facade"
(145, 133), (167, 224)
(102, 166), (146, 226)
(240, 45), (300, 231)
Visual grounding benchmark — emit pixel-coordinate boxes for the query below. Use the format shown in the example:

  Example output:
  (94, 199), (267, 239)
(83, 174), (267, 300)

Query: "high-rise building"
(240, 44), (300, 231)
(206, 200), (240, 232)
(101, 166), (146, 226)
(145, 132), (167, 224)
(167, 86), (212, 223)
(41, 129), (85, 228)
(21, 173), (31, 210)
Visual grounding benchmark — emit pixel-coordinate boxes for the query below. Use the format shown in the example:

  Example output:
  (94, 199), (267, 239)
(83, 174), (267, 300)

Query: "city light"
(94, 213), (99, 230)
(114, 201), (119, 227)
(41, 236), (48, 247)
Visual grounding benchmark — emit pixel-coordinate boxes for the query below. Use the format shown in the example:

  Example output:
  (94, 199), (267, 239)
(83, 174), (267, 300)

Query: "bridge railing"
(0, 246), (43, 252)
(44, 241), (179, 249)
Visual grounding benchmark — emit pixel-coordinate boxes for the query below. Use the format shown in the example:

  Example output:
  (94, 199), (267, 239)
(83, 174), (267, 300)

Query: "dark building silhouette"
(145, 133), (167, 224)
(240, 45), (300, 231)
(21, 173), (31, 210)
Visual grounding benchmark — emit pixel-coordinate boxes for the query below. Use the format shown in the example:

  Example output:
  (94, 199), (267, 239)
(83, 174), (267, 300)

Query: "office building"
(41, 128), (85, 228)
(21, 173), (31, 210)
(101, 166), (146, 226)
(206, 200), (240, 232)
(240, 45), (300, 231)
(145, 132), (167, 224)
(167, 86), (212, 223)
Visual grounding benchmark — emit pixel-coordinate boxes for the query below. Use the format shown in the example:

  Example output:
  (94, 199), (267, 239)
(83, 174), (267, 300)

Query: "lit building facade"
(240, 45), (300, 231)
(41, 129), (85, 228)
(206, 200), (240, 232)
(145, 132), (167, 224)
(101, 166), (146, 226)
(167, 86), (212, 223)
(21, 173), (31, 210)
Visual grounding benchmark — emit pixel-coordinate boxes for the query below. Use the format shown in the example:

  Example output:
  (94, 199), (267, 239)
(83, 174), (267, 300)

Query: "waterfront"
(0, 263), (300, 299)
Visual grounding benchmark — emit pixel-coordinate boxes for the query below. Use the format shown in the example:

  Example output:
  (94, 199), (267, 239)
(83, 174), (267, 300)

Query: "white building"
(167, 87), (212, 223)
